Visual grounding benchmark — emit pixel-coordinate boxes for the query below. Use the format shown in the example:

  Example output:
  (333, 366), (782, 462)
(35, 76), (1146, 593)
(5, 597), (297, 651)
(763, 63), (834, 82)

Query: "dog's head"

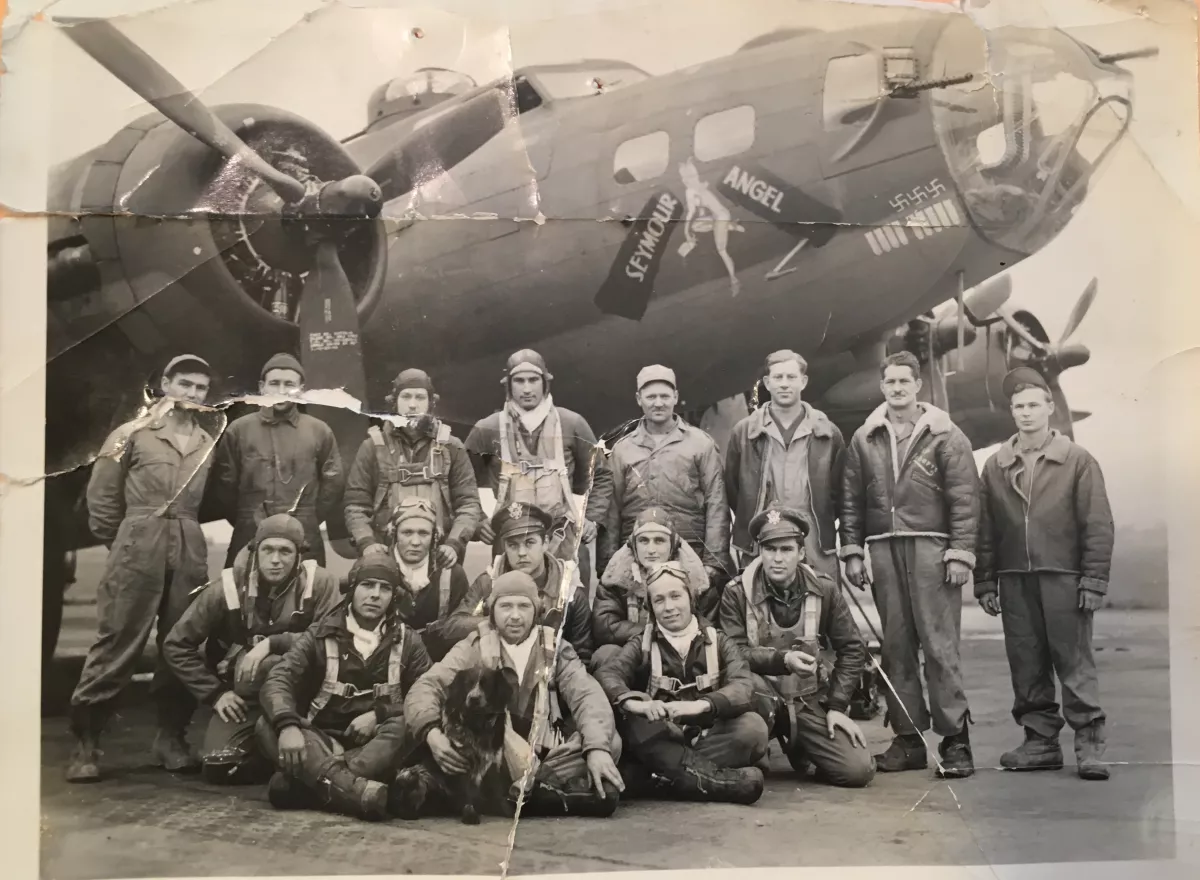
(444, 666), (513, 729)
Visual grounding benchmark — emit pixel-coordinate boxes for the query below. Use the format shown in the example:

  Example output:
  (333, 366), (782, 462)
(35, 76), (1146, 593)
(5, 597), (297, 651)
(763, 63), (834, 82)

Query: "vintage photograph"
(3, 0), (1195, 876)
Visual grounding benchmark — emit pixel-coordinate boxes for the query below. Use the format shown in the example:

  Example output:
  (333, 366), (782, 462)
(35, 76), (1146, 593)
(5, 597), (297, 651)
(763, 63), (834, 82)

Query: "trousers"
(71, 563), (198, 735)
(999, 572), (1104, 737)
(255, 715), (411, 786)
(198, 655), (284, 785)
(750, 674), (875, 787)
(868, 537), (969, 737)
(621, 713), (768, 770)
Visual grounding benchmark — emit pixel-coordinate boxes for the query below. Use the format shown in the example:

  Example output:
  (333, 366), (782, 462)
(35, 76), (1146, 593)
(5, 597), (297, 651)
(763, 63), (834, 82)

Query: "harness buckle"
(395, 465), (433, 484)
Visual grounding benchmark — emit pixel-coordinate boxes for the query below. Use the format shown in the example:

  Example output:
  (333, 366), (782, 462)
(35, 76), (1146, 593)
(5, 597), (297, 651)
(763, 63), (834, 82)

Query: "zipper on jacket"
(1023, 457), (1040, 571)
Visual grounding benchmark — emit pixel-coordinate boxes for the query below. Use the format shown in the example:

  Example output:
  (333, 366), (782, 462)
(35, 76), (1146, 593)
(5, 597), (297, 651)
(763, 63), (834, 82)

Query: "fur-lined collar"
(745, 402), (835, 441)
(994, 430), (1073, 468)
(600, 541), (710, 597)
(862, 402), (953, 437)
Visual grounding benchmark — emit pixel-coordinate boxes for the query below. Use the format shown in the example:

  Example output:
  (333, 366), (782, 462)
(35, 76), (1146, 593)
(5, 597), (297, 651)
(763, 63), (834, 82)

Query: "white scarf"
(394, 548), (431, 592)
(346, 612), (385, 659)
(658, 616), (701, 658)
(500, 628), (539, 686)
(509, 393), (555, 435)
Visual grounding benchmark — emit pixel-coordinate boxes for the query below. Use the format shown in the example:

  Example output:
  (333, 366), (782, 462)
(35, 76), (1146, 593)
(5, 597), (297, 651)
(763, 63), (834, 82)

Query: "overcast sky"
(3, 0), (1197, 528)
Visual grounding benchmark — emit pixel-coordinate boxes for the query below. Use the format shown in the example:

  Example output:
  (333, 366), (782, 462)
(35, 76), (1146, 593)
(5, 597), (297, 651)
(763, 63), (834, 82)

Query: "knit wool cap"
(260, 353), (305, 382)
(488, 570), (540, 608)
(254, 514), (305, 549)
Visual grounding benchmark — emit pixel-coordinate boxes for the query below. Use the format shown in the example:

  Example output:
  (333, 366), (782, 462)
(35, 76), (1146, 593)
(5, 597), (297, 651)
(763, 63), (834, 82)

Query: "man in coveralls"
(720, 505), (876, 788)
(594, 562), (768, 804)
(257, 555), (432, 821)
(465, 349), (612, 590)
(162, 514), (341, 784)
(344, 367), (482, 567)
(975, 367), (1115, 781)
(211, 353), (344, 567)
(67, 354), (219, 783)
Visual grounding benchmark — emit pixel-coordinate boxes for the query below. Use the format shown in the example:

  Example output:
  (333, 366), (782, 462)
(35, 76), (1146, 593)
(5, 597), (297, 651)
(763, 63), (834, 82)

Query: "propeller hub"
(1054, 342), (1091, 371)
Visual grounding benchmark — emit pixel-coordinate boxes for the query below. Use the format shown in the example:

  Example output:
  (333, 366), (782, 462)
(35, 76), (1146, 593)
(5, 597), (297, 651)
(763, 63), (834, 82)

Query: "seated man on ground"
(162, 514), (341, 784)
(257, 556), (432, 821)
(592, 507), (712, 671)
(719, 505), (876, 788)
(448, 502), (594, 663)
(400, 571), (625, 818)
(383, 497), (473, 661)
(594, 562), (767, 804)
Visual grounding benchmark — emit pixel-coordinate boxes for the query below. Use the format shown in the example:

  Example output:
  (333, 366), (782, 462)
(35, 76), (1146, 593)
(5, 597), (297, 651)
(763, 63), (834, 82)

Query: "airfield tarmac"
(40, 529), (1176, 877)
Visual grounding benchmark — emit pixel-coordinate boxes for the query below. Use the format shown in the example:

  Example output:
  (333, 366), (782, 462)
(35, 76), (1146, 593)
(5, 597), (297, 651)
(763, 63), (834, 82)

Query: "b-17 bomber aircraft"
(39, 7), (1154, 659)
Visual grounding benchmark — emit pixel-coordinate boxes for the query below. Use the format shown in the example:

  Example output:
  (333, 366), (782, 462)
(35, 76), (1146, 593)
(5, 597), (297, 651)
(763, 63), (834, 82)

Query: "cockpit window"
(823, 54), (882, 129)
(384, 68), (477, 102)
(614, 131), (670, 183)
(694, 105), (756, 162)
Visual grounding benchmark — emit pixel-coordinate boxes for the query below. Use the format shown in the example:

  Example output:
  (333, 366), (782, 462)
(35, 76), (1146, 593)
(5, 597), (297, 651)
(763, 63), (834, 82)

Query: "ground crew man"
(382, 497), (473, 661)
(67, 354), (219, 784)
(465, 349), (612, 589)
(211, 353), (344, 567)
(257, 555), (432, 821)
(161, 514), (341, 784)
(840, 351), (979, 778)
(720, 505), (876, 788)
(449, 502), (594, 663)
(400, 571), (625, 818)
(725, 350), (845, 579)
(599, 364), (732, 591)
(344, 368), (482, 566)
(595, 562), (768, 804)
(592, 507), (711, 669)
(975, 367), (1115, 781)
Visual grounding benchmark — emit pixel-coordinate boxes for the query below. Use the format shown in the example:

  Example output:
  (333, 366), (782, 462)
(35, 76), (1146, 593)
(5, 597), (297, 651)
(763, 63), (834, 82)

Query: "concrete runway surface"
(41, 530), (1175, 877)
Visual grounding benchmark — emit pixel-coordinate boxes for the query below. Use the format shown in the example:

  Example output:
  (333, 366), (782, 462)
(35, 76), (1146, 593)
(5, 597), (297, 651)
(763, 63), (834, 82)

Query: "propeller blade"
(999, 309), (1050, 356)
(1047, 377), (1075, 441)
(61, 17), (307, 204)
(296, 241), (367, 404)
(962, 274), (1012, 323)
(365, 85), (514, 204)
(1058, 278), (1098, 344)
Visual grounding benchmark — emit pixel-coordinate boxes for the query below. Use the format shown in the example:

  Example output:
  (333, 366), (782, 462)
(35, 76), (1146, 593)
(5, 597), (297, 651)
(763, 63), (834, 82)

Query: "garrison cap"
(749, 504), (810, 545)
(392, 368), (435, 394)
(504, 349), (553, 382)
(632, 506), (676, 539)
(636, 364), (677, 391)
(1002, 366), (1050, 399)
(260, 353), (305, 382)
(491, 501), (553, 543)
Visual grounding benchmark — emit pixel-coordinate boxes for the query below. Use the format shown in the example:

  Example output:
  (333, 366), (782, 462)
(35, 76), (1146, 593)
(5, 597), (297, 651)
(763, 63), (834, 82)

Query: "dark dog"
(393, 666), (512, 824)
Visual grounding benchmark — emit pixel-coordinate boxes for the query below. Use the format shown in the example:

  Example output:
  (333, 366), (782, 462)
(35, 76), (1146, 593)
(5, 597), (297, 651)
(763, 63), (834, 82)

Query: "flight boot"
(312, 757), (389, 822)
(513, 774), (621, 818)
(1000, 728), (1064, 771)
(152, 729), (201, 773)
(65, 704), (105, 784)
(936, 724), (975, 779)
(1075, 721), (1109, 781)
(874, 733), (928, 773)
(266, 771), (317, 810)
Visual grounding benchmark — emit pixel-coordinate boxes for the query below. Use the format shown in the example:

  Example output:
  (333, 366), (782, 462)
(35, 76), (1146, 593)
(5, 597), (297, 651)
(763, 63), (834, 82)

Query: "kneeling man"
(403, 571), (625, 817)
(257, 556), (432, 821)
(162, 514), (341, 784)
(595, 562), (767, 803)
(720, 505), (876, 788)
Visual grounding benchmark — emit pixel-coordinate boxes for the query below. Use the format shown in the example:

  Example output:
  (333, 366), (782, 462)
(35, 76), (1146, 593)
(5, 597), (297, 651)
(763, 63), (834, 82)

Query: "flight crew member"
(161, 514), (341, 784)
(975, 367), (1115, 781)
(599, 364), (732, 593)
(400, 571), (625, 818)
(592, 507), (711, 669)
(382, 497), (473, 662)
(211, 353), (344, 567)
(465, 349), (613, 590)
(67, 354), (219, 784)
(257, 555), (432, 822)
(449, 502), (595, 664)
(594, 562), (768, 804)
(725, 350), (846, 579)
(344, 368), (482, 567)
(840, 351), (980, 778)
(720, 505), (876, 788)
